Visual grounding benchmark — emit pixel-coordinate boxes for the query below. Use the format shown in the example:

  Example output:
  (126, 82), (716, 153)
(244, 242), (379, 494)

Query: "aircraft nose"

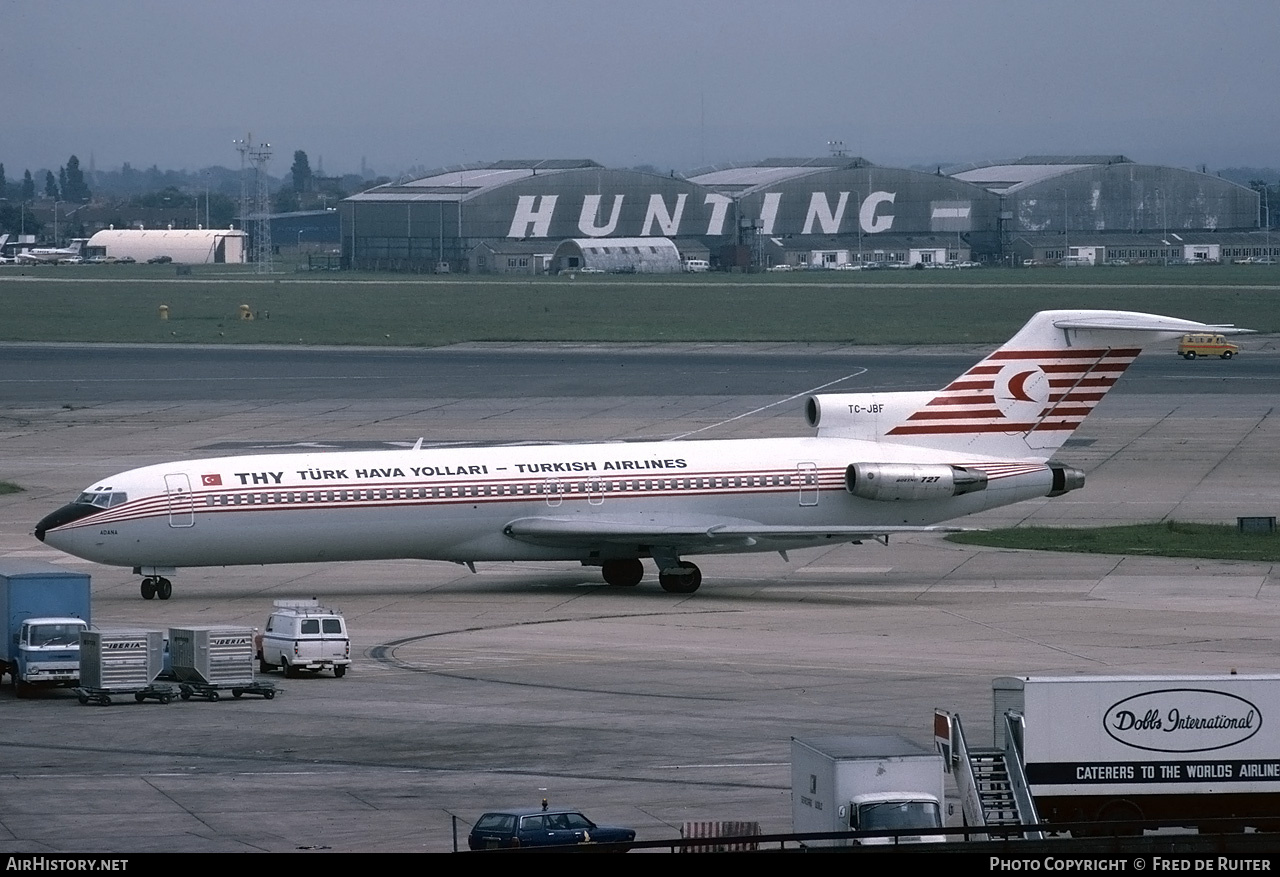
(35, 503), (102, 542)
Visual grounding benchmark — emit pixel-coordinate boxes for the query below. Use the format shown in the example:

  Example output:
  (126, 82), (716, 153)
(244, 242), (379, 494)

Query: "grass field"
(1, 263), (1277, 346)
(948, 522), (1280, 562)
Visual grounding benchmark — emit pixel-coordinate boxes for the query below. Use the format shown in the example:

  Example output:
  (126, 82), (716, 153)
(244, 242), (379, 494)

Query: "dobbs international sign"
(1103, 688), (1261, 753)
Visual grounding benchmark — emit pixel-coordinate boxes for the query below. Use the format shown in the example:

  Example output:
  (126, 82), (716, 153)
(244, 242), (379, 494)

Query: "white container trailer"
(791, 734), (946, 846)
(79, 629), (164, 689)
(169, 626), (256, 687)
(993, 675), (1280, 830)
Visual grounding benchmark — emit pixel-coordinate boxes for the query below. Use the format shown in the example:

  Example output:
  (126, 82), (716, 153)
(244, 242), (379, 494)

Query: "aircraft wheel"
(659, 562), (702, 594)
(601, 558), (643, 587)
(140, 578), (156, 600)
(156, 578), (173, 600)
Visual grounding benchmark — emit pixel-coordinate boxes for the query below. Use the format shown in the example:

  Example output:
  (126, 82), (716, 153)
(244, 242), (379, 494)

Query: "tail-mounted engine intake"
(845, 463), (989, 502)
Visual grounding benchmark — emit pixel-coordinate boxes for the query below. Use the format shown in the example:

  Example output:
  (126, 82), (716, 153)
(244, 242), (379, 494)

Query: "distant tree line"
(0, 155), (92, 204)
(0, 147), (380, 237)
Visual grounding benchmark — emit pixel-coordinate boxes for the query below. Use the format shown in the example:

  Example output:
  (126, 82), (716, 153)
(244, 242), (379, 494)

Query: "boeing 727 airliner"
(35, 310), (1248, 599)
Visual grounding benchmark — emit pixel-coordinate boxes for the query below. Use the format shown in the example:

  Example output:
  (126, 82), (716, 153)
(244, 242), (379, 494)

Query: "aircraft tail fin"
(808, 310), (1250, 460)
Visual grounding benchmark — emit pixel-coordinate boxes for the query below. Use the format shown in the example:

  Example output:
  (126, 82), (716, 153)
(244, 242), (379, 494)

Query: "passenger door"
(165, 473), (195, 527)
(797, 462), (819, 506)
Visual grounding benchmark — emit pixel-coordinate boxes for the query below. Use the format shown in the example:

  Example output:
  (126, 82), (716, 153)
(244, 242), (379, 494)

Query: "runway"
(0, 342), (1277, 853)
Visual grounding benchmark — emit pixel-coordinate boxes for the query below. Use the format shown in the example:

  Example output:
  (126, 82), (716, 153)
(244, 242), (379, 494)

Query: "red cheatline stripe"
(928, 395), (996, 406)
(907, 409), (1005, 421)
(888, 421), (1081, 435)
(1047, 377), (1117, 388)
(63, 483), (862, 527)
(941, 379), (996, 392)
(60, 467), (870, 528)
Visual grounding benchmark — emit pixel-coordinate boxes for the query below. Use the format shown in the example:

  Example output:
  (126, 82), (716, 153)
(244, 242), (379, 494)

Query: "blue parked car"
(468, 807), (635, 850)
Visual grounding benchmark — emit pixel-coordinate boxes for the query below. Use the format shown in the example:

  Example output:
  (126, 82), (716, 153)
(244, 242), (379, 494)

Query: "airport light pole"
(1062, 189), (1068, 268)
(53, 200), (64, 246)
(1263, 185), (1270, 261)
(1155, 187), (1167, 266)
(1162, 190), (1169, 265)
(854, 188), (863, 266)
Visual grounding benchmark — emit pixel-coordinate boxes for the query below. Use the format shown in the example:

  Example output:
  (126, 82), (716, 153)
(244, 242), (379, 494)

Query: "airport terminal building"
(338, 155), (1264, 272)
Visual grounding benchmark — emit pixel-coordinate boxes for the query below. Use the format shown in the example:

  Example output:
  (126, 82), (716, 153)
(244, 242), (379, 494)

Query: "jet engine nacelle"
(845, 463), (989, 502)
(804, 392), (935, 440)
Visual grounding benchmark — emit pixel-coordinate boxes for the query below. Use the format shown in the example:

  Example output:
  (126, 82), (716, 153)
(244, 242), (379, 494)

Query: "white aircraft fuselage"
(16, 247), (82, 264)
(35, 310), (1248, 598)
(36, 437), (1057, 568)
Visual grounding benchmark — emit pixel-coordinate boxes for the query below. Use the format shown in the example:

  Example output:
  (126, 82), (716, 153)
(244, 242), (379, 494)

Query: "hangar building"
(340, 155), (1264, 272)
(949, 155), (1262, 264)
(341, 160), (717, 272)
(688, 157), (1001, 268)
(85, 228), (247, 264)
(550, 237), (682, 273)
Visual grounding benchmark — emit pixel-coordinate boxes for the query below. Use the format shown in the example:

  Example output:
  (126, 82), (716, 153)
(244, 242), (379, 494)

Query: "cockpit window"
(75, 491), (128, 509)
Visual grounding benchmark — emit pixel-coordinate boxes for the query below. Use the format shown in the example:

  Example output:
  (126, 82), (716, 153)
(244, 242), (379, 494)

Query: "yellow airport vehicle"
(1177, 332), (1239, 359)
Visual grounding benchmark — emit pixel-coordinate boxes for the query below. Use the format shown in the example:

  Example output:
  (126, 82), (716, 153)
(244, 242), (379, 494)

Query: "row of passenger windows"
(203, 474), (807, 506)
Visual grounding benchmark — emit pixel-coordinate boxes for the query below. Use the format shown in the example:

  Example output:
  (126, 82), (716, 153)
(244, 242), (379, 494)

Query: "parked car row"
(769, 260), (981, 271)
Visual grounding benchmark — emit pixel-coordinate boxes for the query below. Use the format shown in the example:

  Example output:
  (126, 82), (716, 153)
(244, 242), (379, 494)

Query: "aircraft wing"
(503, 514), (955, 551)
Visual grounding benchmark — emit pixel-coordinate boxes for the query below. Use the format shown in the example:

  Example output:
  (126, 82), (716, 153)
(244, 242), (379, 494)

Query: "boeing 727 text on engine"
(35, 310), (1247, 599)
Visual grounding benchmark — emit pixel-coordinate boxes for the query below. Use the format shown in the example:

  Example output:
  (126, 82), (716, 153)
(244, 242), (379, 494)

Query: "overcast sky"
(5, 0), (1279, 179)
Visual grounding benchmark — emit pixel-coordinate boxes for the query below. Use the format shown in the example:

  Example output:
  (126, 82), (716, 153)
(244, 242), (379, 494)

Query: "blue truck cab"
(0, 561), (92, 697)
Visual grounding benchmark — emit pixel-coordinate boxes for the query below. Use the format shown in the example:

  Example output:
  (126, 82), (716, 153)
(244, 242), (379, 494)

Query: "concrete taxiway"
(0, 343), (1277, 853)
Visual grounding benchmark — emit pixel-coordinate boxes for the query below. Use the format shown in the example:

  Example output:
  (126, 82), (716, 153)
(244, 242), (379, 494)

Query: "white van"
(683, 259), (710, 272)
(257, 599), (351, 678)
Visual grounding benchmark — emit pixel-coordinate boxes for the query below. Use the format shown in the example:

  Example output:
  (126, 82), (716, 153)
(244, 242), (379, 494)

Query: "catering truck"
(791, 734), (946, 846)
(0, 561), (92, 696)
(939, 675), (1280, 835)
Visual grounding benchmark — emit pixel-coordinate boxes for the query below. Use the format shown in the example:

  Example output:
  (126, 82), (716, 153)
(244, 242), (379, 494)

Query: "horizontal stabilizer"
(1052, 314), (1253, 335)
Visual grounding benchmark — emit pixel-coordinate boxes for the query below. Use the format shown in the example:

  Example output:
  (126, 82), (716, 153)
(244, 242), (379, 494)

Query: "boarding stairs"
(935, 710), (1043, 841)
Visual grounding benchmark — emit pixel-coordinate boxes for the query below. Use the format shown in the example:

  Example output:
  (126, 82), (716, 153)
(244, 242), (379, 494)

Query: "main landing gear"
(658, 561), (701, 594)
(601, 558), (644, 587)
(597, 556), (703, 593)
(140, 577), (173, 600)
